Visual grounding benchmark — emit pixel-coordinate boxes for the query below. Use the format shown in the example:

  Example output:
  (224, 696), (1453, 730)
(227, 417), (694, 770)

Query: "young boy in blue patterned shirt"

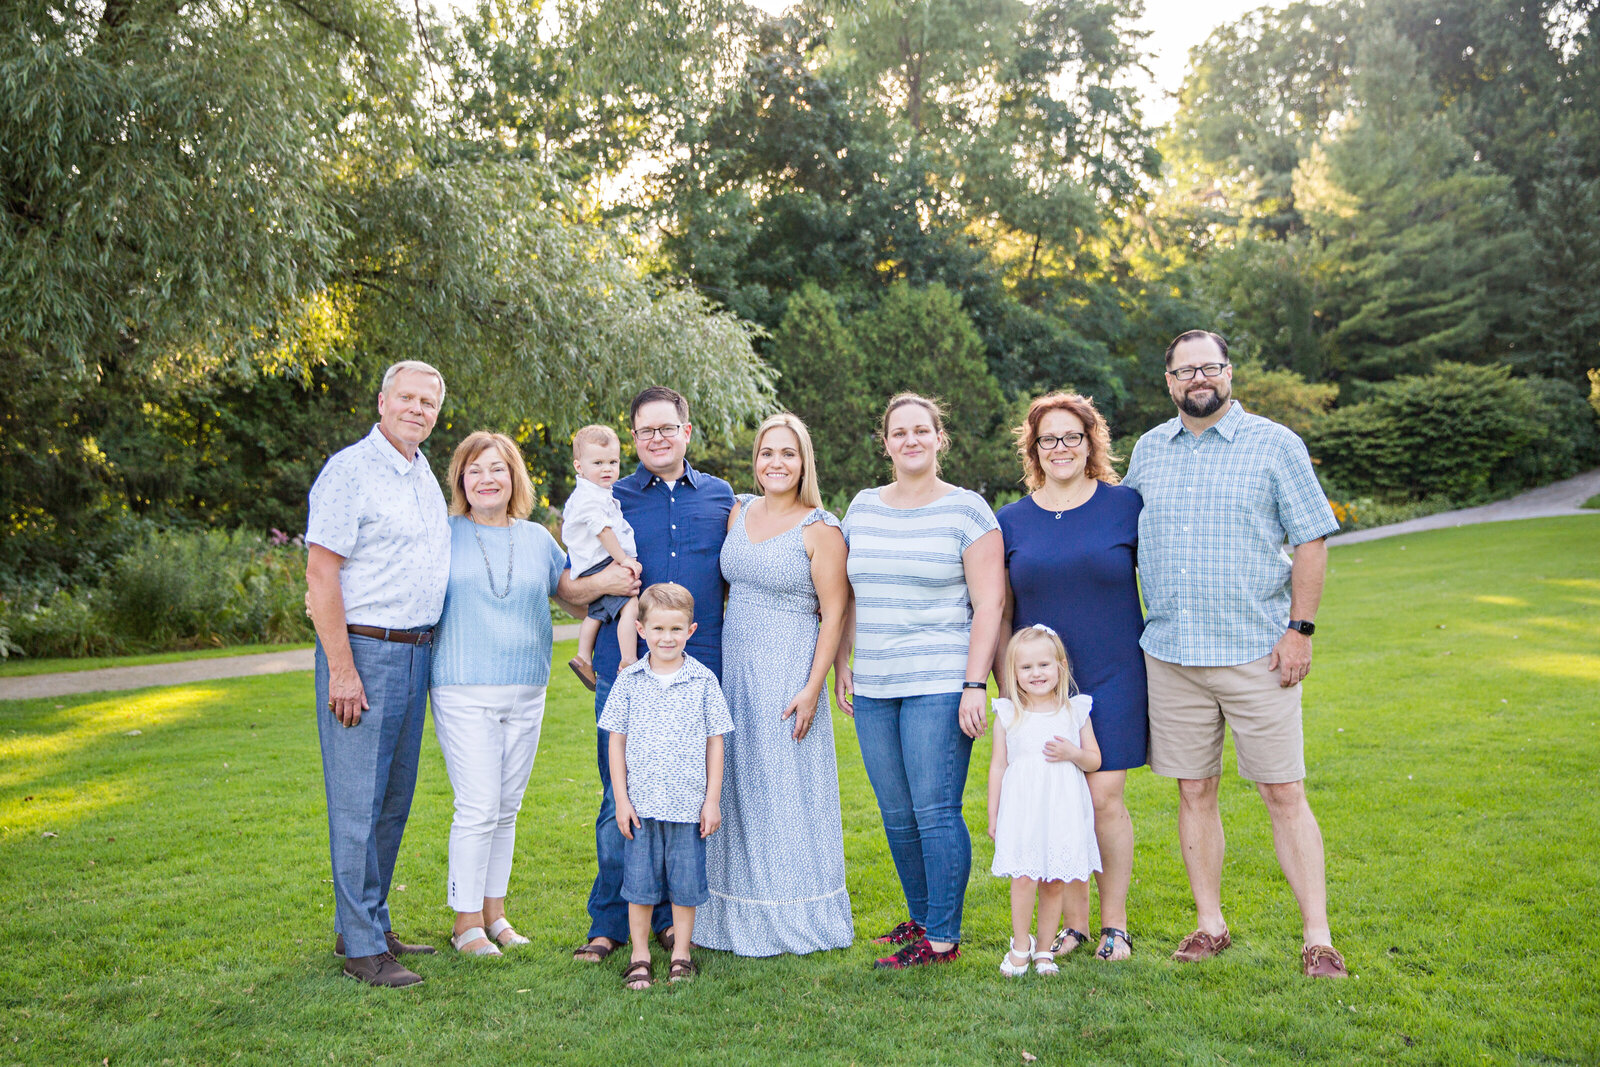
(599, 582), (733, 989)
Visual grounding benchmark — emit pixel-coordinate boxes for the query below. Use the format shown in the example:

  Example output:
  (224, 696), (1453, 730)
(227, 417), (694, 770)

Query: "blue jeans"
(852, 692), (974, 944)
(315, 634), (430, 959)
(588, 673), (672, 943)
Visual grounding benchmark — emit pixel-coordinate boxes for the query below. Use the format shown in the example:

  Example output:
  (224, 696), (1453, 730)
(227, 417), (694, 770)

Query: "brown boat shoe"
(1302, 944), (1348, 978)
(342, 951), (424, 988)
(334, 931), (437, 957)
(1171, 928), (1232, 962)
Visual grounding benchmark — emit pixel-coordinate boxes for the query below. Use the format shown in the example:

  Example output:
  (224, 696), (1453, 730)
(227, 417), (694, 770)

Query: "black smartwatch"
(962, 681), (988, 690)
(1287, 620), (1316, 636)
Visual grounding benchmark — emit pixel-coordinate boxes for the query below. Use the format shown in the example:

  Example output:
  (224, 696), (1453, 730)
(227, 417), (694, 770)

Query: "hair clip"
(1029, 623), (1057, 635)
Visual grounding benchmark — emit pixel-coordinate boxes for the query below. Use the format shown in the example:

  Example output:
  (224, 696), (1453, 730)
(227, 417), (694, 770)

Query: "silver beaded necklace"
(471, 520), (514, 598)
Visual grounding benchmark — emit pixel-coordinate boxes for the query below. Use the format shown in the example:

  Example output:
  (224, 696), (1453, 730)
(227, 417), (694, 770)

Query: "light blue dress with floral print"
(695, 498), (854, 956)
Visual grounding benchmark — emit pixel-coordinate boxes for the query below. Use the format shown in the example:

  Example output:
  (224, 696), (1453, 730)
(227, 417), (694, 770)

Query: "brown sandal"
(655, 926), (676, 953)
(668, 958), (698, 983)
(622, 959), (654, 989)
(572, 936), (620, 963)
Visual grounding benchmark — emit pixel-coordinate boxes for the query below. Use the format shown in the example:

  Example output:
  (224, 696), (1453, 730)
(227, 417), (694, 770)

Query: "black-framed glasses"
(631, 424), (683, 441)
(1166, 362), (1229, 381)
(1037, 432), (1086, 450)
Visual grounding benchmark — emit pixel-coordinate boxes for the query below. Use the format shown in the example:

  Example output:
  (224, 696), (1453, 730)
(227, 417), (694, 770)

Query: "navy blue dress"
(997, 484), (1148, 771)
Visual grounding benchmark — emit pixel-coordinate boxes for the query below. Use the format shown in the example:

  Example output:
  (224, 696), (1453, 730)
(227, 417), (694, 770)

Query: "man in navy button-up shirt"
(558, 386), (734, 962)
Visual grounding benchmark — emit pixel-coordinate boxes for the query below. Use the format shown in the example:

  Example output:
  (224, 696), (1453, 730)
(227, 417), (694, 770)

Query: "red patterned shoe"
(872, 920), (927, 945)
(873, 936), (960, 969)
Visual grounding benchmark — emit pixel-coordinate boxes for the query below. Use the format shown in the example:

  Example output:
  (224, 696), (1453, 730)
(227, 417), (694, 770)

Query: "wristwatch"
(962, 681), (988, 690)
(1287, 620), (1316, 636)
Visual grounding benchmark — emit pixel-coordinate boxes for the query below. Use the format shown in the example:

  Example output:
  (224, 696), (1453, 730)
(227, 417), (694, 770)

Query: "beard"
(1177, 383), (1228, 418)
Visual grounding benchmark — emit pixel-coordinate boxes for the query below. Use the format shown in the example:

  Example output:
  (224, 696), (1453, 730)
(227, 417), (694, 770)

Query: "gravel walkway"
(7, 469), (1597, 702)
(1, 624), (582, 702)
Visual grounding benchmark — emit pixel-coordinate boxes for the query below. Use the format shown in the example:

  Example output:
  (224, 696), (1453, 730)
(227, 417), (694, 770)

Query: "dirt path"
(0, 624), (582, 702)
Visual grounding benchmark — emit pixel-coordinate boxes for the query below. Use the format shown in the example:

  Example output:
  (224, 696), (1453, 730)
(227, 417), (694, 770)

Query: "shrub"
(1311, 363), (1535, 503)
(5, 587), (122, 659)
(1498, 377), (1600, 489)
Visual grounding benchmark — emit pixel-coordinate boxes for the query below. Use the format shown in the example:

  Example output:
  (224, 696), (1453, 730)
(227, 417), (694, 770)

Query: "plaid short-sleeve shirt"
(1123, 402), (1338, 667)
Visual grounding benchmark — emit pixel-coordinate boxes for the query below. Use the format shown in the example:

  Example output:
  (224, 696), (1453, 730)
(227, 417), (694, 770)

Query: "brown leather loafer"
(342, 951), (424, 988)
(334, 931), (437, 957)
(1171, 928), (1232, 962)
(1302, 944), (1348, 978)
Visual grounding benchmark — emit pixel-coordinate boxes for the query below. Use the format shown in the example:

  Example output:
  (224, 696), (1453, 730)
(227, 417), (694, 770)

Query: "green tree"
(1519, 136), (1600, 387)
(766, 284), (880, 494)
(1293, 21), (1526, 382)
(852, 282), (1013, 494)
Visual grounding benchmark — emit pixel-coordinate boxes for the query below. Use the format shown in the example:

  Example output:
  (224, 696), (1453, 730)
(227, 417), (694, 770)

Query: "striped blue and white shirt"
(842, 486), (999, 698)
(1123, 402), (1339, 667)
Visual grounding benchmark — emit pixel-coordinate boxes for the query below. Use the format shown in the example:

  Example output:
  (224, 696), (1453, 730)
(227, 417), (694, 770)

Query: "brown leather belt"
(347, 624), (434, 645)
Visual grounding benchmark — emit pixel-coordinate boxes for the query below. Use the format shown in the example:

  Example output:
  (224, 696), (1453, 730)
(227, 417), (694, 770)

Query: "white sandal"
(1000, 935), (1033, 977)
(488, 917), (530, 947)
(450, 926), (502, 957)
(1032, 946), (1059, 976)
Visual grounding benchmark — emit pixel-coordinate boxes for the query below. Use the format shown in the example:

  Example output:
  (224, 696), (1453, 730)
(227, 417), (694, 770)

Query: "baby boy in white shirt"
(563, 425), (642, 690)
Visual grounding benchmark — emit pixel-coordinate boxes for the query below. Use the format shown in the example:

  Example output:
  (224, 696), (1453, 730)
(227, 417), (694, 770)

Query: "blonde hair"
(752, 412), (823, 509)
(1012, 392), (1119, 491)
(1001, 626), (1076, 720)
(572, 424), (620, 460)
(638, 582), (695, 622)
(880, 393), (949, 476)
(447, 431), (535, 519)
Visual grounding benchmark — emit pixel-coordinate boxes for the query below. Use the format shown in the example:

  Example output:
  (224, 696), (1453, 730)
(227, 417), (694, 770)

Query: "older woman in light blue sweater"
(430, 431), (568, 956)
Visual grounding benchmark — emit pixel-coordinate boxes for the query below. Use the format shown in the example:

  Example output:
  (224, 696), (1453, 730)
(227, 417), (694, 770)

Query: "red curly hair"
(1013, 392), (1119, 491)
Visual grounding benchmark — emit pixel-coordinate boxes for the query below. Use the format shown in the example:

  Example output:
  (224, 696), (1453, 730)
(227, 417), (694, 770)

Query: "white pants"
(430, 683), (547, 912)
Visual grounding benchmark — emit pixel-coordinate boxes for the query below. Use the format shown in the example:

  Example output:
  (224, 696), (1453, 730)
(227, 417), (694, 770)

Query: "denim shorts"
(578, 558), (633, 624)
(621, 818), (708, 908)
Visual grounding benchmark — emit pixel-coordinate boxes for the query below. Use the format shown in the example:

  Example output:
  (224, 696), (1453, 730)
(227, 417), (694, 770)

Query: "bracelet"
(962, 681), (987, 690)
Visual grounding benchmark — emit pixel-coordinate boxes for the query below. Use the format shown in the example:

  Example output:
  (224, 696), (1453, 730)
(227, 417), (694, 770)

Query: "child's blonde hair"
(638, 582), (695, 622)
(572, 424), (620, 460)
(1001, 625), (1076, 721)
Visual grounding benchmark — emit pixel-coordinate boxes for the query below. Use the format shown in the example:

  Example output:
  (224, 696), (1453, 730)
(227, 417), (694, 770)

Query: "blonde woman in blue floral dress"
(694, 413), (855, 956)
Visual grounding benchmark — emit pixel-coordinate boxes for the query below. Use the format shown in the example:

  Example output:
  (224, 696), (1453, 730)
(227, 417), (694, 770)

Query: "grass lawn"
(0, 643), (314, 679)
(1, 517), (1595, 1065)
(1581, 493), (1599, 509)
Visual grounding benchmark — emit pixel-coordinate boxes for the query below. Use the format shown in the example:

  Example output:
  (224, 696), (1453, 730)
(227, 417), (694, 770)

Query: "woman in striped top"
(834, 394), (1006, 968)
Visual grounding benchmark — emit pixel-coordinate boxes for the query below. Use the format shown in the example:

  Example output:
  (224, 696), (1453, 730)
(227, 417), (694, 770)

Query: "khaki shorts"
(1144, 653), (1305, 784)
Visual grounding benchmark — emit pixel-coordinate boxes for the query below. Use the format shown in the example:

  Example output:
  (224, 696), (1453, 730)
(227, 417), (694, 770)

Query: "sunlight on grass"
(1504, 650), (1600, 683)
(0, 777), (136, 835)
(1472, 594), (1529, 607)
(0, 686), (220, 790)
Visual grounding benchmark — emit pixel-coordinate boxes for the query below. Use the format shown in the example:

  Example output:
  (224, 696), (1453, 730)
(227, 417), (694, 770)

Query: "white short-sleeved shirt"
(842, 486), (999, 698)
(560, 476), (637, 575)
(305, 424), (451, 629)
(597, 654), (733, 823)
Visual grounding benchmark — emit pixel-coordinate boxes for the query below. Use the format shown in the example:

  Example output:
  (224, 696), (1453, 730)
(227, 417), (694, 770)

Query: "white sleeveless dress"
(989, 696), (1102, 883)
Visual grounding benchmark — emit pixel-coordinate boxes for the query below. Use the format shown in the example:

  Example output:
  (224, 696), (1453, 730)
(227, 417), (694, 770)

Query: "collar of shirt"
(626, 458), (708, 491)
(621, 653), (710, 687)
(1161, 399), (1245, 443)
(363, 423), (428, 476)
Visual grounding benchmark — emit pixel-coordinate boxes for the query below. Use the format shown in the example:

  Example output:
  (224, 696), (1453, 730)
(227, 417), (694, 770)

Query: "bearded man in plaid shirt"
(1123, 330), (1347, 979)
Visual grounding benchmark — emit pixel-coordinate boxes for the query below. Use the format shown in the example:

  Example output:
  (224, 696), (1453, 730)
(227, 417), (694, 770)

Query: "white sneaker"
(1000, 935), (1033, 977)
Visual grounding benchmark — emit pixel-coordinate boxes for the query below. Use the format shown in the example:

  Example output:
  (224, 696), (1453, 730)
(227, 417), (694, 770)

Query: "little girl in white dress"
(986, 624), (1102, 976)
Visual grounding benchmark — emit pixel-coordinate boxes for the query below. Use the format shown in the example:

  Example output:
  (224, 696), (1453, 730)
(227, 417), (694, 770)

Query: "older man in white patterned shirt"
(305, 361), (451, 988)
(1123, 330), (1347, 979)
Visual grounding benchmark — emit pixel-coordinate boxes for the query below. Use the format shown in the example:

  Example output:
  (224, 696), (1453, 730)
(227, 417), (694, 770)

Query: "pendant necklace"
(1043, 480), (1092, 520)
(471, 519), (514, 598)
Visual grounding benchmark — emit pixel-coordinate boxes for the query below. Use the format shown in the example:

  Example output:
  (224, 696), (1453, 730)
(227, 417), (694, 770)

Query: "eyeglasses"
(1166, 362), (1229, 381)
(1037, 432), (1086, 450)
(631, 424), (683, 441)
